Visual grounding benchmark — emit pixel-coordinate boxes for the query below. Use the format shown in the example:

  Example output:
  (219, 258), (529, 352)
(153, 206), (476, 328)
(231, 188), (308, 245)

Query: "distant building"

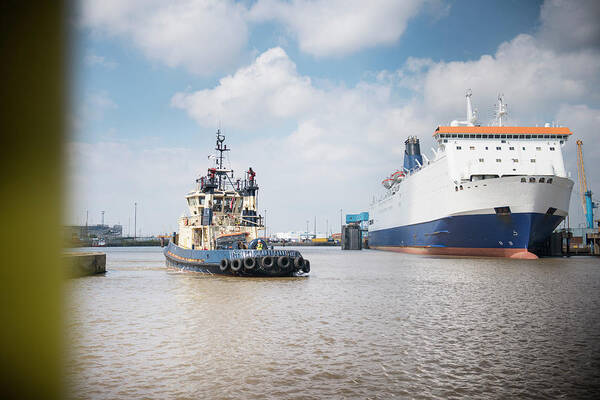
(271, 231), (328, 242)
(65, 224), (123, 241)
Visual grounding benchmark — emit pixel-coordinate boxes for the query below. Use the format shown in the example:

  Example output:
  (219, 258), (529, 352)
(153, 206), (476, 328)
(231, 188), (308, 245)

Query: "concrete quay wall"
(64, 252), (106, 277)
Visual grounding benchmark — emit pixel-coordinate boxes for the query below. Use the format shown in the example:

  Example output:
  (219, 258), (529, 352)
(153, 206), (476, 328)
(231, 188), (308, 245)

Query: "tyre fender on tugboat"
(243, 257), (256, 270)
(293, 256), (304, 270)
(231, 258), (242, 272)
(302, 259), (310, 273)
(260, 256), (274, 269)
(220, 259), (229, 272)
(277, 256), (290, 269)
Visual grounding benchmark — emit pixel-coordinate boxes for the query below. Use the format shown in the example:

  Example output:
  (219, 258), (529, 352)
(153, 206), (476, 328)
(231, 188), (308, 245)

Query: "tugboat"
(164, 130), (310, 276)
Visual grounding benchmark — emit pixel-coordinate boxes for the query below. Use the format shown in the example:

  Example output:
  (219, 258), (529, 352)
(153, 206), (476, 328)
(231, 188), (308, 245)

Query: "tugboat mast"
(215, 129), (230, 190)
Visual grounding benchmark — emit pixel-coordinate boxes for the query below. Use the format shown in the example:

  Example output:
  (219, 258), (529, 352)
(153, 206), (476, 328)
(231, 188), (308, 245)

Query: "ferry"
(164, 130), (310, 276)
(368, 90), (573, 259)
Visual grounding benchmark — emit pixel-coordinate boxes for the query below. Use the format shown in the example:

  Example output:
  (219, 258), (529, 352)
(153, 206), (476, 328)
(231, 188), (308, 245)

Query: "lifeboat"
(382, 178), (394, 189)
(391, 170), (405, 183)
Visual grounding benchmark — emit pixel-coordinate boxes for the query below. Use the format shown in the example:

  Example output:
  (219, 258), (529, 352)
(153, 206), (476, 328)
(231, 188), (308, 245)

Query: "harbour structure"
(164, 130), (310, 276)
(368, 90), (573, 258)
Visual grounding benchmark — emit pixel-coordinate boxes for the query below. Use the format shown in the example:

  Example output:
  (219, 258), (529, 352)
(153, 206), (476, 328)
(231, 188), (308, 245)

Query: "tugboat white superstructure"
(368, 91), (573, 258)
(164, 130), (310, 275)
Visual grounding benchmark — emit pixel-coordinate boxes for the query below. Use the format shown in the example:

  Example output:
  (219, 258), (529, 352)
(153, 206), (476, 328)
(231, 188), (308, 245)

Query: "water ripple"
(66, 247), (600, 399)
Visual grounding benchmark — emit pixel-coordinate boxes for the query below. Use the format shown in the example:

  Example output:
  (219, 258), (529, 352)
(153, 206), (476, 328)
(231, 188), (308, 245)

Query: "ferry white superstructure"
(368, 92), (573, 258)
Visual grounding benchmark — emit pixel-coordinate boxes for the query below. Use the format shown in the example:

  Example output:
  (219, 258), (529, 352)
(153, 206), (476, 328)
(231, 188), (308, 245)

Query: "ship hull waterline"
(368, 212), (565, 259)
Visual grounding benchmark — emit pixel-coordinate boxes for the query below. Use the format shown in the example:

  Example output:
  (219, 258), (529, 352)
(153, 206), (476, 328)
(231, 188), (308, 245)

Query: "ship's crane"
(576, 139), (595, 228)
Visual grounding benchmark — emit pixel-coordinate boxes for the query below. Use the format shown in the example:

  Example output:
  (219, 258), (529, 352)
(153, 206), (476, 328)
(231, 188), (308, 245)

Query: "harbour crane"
(576, 139), (595, 228)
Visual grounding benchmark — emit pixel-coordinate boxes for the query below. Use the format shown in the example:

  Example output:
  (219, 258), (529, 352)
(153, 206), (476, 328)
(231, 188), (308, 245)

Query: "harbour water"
(66, 247), (600, 399)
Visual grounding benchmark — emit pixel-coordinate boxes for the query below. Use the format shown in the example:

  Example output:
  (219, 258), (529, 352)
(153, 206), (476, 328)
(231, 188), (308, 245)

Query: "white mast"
(450, 89), (478, 126)
(466, 89), (475, 126)
(494, 93), (507, 126)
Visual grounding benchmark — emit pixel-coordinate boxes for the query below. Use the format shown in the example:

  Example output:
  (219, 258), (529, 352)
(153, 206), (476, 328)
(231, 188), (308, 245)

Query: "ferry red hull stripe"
(370, 246), (539, 259)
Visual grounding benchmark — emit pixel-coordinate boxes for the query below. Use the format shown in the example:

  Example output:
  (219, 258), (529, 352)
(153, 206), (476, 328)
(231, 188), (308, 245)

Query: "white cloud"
(80, 0), (248, 75)
(171, 47), (318, 128)
(538, 0), (600, 52)
(420, 34), (600, 126)
(249, 0), (427, 57)
(71, 91), (117, 132)
(84, 53), (118, 69)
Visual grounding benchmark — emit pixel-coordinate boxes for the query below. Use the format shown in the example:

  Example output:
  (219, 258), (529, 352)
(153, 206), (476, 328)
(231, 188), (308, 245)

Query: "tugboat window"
(529, 177), (536, 183)
(539, 177), (545, 183)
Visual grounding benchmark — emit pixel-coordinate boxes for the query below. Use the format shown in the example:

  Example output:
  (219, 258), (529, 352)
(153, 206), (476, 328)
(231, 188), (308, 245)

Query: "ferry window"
(522, 147), (526, 150)
(539, 177), (545, 183)
(549, 147), (555, 151)
(507, 135), (512, 139)
(536, 147), (541, 151)
(532, 135), (538, 138)
(501, 135), (507, 139)
(512, 159), (519, 163)
(458, 134), (463, 138)
(501, 140), (506, 143)
(456, 146), (462, 150)
(496, 146), (501, 150)
(547, 178), (553, 184)
(460, 185), (463, 190)
(455, 186), (458, 192)
(509, 146), (514, 150)
(452, 134), (457, 138)
(443, 139), (448, 143)
(482, 134), (488, 138)
(199, 197), (205, 205)
(187, 198), (193, 206)
(529, 177), (536, 183)
(478, 158), (484, 162)
(469, 146), (475, 150)
(530, 159), (536, 163)
(485, 146), (488, 150)
(496, 159), (501, 162)
(519, 135), (525, 139)
(544, 135), (550, 138)
(520, 177), (526, 182)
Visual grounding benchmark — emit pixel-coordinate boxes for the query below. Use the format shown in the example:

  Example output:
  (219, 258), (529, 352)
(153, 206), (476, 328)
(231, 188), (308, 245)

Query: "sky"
(69, 0), (600, 236)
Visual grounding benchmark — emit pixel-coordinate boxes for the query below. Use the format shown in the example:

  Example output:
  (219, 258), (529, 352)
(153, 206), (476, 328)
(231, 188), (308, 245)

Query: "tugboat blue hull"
(164, 241), (309, 276)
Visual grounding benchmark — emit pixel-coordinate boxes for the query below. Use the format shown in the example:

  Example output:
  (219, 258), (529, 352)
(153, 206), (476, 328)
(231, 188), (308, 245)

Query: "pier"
(64, 252), (106, 277)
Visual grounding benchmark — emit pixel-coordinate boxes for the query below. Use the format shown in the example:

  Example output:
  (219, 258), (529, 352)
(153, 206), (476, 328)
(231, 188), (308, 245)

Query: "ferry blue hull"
(368, 212), (564, 258)
(164, 241), (308, 276)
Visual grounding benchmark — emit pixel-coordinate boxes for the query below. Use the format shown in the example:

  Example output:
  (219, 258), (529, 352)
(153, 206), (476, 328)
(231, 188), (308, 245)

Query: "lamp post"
(134, 202), (137, 240)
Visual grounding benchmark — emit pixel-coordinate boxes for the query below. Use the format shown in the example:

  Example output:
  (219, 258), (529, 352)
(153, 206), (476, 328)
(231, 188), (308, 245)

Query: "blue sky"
(70, 0), (600, 235)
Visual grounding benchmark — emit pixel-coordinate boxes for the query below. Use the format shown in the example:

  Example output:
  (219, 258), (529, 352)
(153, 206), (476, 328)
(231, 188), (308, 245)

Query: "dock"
(64, 252), (106, 277)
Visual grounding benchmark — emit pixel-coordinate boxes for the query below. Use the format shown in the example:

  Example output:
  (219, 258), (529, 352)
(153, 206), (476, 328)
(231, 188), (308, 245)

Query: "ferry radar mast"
(493, 94), (508, 126)
(450, 89), (478, 126)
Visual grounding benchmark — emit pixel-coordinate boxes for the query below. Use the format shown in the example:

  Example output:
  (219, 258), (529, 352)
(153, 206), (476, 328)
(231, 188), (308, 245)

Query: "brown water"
(66, 247), (600, 399)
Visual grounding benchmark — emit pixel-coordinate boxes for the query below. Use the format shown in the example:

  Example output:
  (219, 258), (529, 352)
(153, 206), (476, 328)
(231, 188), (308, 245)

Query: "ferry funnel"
(403, 136), (423, 171)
